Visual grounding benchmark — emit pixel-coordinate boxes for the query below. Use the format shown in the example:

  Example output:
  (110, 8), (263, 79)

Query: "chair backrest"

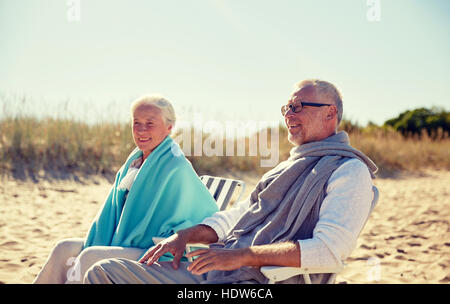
(200, 175), (246, 211)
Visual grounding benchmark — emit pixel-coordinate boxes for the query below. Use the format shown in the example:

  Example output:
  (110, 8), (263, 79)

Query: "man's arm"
(200, 198), (251, 241)
(247, 242), (301, 267)
(186, 241), (301, 275)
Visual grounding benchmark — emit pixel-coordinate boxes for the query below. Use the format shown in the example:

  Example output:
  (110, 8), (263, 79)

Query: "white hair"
(130, 94), (176, 127)
(295, 79), (343, 125)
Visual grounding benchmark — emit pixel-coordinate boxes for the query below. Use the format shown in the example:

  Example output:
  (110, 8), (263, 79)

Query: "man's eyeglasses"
(281, 101), (332, 116)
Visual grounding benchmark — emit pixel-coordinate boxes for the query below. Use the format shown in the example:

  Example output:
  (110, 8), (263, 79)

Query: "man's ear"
(326, 105), (337, 120)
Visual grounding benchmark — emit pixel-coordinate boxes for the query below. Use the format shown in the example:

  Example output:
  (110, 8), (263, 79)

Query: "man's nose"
(284, 107), (295, 117)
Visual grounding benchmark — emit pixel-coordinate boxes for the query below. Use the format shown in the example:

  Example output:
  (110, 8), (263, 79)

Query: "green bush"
(384, 107), (449, 139)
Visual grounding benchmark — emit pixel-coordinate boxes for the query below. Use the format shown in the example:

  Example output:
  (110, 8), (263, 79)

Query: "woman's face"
(132, 104), (172, 160)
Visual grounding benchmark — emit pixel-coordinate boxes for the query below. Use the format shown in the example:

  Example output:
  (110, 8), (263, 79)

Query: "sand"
(0, 170), (449, 284)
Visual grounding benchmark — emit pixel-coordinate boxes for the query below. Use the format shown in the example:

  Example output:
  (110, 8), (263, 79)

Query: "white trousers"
(32, 238), (146, 284)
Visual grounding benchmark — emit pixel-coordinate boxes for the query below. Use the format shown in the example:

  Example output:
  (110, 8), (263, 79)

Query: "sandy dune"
(0, 170), (449, 284)
(339, 170), (450, 284)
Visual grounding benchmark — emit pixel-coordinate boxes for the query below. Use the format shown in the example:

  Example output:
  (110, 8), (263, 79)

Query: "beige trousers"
(84, 258), (206, 284)
(32, 238), (146, 284)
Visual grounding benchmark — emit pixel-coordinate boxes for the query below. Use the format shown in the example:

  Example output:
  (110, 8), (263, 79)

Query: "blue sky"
(0, 0), (449, 126)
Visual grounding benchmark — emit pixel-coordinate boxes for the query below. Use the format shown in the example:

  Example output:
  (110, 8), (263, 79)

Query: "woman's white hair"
(130, 94), (176, 127)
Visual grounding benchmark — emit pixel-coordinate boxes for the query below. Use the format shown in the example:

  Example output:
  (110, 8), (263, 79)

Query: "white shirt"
(117, 157), (144, 198)
(201, 158), (374, 269)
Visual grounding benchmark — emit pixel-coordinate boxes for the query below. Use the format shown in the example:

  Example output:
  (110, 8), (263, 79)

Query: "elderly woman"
(33, 95), (219, 283)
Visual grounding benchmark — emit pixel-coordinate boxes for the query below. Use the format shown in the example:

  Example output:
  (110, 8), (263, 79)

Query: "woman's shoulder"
(161, 151), (194, 172)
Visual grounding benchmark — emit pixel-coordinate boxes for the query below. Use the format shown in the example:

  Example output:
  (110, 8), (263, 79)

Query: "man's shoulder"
(325, 158), (373, 199)
(330, 158), (372, 183)
(338, 158), (370, 171)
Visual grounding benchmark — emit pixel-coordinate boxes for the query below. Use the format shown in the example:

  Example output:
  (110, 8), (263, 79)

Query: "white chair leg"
(303, 274), (312, 284)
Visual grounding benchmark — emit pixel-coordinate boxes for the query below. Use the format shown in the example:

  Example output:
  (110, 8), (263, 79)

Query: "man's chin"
(287, 134), (302, 146)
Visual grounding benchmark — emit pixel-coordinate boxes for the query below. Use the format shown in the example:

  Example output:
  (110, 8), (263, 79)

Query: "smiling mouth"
(287, 123), (301, 129)
(138, 137), (151, 143)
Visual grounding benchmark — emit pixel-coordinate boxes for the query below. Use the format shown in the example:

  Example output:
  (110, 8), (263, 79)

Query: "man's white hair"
(295, 79), (343, 126)
(130, 94), (176, 127)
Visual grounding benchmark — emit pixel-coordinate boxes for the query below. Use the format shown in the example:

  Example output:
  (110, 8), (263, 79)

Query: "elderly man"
(83, 79), (377, 284)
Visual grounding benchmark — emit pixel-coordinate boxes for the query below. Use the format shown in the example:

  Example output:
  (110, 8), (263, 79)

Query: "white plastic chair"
(152, 175), (246, 261)
(260, 185), (380, 284)
(199, 175), (246, 211)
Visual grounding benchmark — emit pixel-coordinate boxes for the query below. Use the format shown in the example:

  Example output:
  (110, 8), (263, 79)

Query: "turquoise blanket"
(84, 136), (219, 254)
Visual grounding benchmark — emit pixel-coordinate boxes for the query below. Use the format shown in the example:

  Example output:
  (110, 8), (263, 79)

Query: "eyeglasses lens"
(281, 103), (302, 116)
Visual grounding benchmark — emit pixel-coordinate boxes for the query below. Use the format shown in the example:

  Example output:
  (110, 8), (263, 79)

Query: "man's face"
(284, 85), (334, 146)
(132, 104), (172, 159)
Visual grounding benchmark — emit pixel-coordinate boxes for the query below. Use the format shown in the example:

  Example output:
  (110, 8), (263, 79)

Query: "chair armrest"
(152, 237), (209, 249)
(260, 265), (344, 283)
(151, 237), (209, 261)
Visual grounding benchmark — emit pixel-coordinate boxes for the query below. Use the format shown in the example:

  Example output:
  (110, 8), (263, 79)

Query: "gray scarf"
(204, 131), (377, 284)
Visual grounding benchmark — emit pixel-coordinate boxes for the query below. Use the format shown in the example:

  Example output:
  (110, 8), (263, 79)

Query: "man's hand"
(186, 248), (250, 275)
(138, 232), (188, 269)
(138, 224), (219, 270)
(186, 241), (301, 275)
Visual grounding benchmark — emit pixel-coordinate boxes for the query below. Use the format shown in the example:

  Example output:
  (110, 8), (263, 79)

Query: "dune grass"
(0, 116), (133, 178)
(348, 128), (450, 176)
(1, 112), (449, 180)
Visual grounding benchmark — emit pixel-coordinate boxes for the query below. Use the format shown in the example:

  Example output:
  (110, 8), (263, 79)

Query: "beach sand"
(0, 170), (449, 284)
